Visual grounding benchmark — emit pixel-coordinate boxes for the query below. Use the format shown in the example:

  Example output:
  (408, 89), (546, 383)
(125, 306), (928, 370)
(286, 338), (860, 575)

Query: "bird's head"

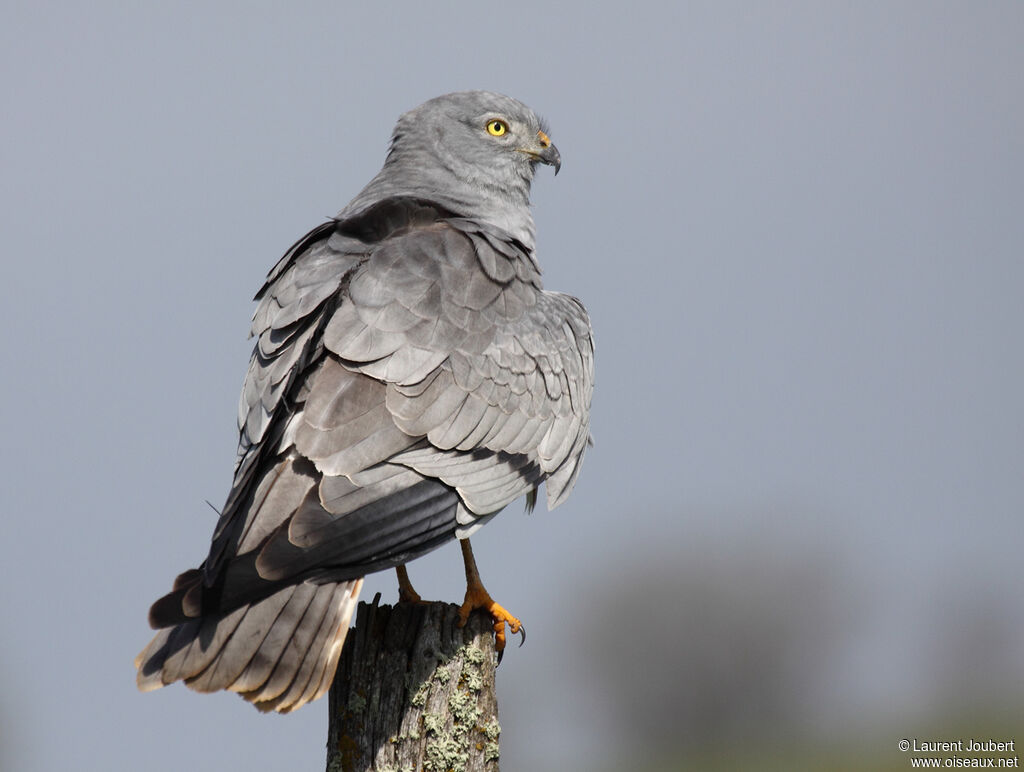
(392, 90), (559, 180)
(391, 91), (559, 197)
(346, 91), (559, 249)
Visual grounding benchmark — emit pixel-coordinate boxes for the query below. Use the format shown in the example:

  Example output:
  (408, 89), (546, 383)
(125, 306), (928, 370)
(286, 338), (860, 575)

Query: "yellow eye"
(486, 119), (508, 137)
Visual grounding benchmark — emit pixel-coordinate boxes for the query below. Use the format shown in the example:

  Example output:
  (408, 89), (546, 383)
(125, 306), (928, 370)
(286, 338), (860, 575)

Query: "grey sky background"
(3, 2), (1022, 770)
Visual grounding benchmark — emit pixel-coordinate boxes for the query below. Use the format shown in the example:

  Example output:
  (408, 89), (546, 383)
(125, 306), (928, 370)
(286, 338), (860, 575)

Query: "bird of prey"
(135, 91), (594, 713)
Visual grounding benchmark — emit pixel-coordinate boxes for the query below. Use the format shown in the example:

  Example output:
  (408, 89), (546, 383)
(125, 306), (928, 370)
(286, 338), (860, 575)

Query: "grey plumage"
(136, 91), (593, 713)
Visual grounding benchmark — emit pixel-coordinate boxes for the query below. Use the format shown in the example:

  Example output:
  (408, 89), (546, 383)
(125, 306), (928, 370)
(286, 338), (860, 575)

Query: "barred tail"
(135, 579), (362, 713)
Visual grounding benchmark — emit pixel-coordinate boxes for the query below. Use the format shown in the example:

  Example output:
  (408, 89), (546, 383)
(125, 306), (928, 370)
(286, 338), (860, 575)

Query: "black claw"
(495, 624), (526, 666)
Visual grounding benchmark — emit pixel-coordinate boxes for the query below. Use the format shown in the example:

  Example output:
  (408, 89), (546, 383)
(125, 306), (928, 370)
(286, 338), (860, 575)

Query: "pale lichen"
(459, 644), (486, 692)
(422, 712), (445, 735)
(448, 689), (482, 732)
(424, 735), (468, 772)
(484, 740), (500, 762)
(481, 717), (501, 741)
(462, 666), (483, 692)
(410, 680), (431, 708)
(480, 716), (501, 762)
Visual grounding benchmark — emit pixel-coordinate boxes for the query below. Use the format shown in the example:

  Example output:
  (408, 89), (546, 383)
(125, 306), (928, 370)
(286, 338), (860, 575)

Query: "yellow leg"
(456, 538), (525, 656)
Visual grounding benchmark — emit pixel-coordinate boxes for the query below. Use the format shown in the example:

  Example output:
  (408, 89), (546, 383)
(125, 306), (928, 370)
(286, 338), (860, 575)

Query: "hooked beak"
(532, 130), (561, 175)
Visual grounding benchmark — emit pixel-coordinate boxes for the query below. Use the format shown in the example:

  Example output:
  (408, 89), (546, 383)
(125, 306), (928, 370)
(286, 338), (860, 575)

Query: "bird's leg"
(395, 564), (426, 604)
(456, 538), (525, 657)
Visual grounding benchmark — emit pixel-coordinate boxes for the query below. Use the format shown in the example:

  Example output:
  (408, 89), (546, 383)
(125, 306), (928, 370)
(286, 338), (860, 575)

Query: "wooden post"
(326, 597), (501, 772)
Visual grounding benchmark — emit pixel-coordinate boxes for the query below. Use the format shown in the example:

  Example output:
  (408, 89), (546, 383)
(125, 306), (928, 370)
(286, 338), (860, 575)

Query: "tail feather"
(184, 586), (298, 694)
(244, 582), (335, 703)
(231, 583), (318, 694)
(135, 579), (362, 713)
(250, 579), (356, 713)
(158, 603), (248, 691)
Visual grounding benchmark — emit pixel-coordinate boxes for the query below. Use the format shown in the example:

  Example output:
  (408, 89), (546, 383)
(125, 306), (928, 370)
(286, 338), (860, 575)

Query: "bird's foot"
(395, 564), (430, 605)
(398, 586), (427, 604)
(457, 583), (526, 660)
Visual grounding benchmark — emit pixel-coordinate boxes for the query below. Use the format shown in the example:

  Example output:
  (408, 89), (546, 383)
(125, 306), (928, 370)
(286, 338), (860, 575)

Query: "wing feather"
(320, 220), (593, 515)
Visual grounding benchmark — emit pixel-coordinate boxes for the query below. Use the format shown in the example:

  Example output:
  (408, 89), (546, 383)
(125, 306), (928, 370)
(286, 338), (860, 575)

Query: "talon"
(497, 622), (526, 665)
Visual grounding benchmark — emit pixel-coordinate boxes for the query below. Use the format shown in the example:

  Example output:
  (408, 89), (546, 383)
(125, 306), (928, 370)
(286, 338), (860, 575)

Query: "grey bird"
(135, 91), (594, 713)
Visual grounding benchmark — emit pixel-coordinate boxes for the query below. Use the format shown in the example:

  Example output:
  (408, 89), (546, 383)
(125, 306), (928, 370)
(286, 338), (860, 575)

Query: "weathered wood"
(326, 598), (501, 772)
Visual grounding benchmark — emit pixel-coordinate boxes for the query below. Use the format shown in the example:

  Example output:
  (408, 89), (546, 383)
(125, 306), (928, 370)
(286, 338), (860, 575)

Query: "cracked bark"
(326, 598), (501, 772)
